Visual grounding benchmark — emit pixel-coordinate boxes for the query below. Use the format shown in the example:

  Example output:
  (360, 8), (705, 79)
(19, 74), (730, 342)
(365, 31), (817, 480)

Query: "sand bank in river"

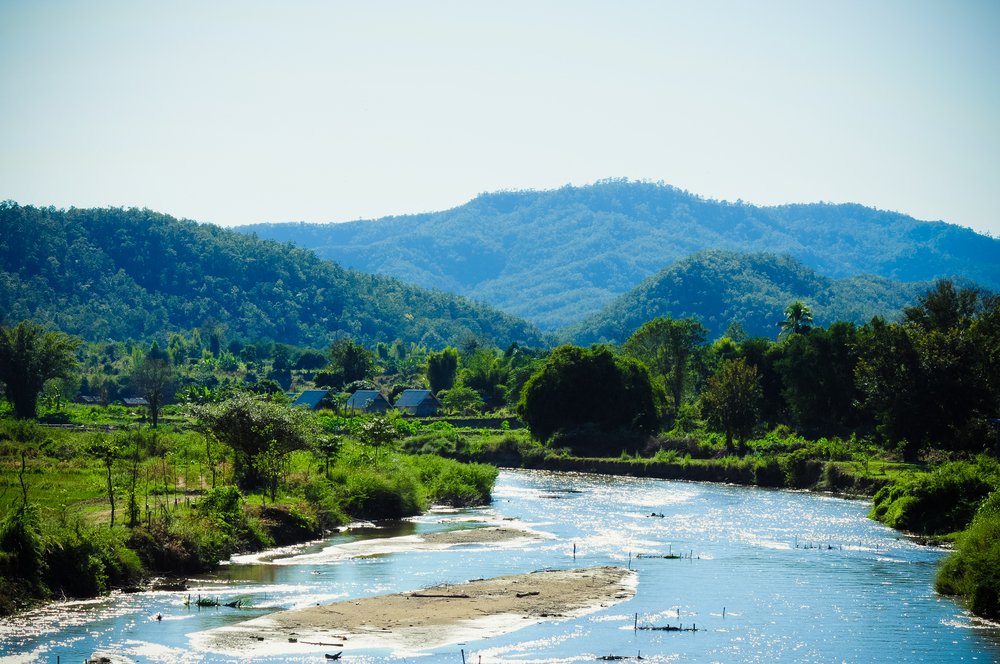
(262, 524), (549, 565)
(192, 566), (636, 655)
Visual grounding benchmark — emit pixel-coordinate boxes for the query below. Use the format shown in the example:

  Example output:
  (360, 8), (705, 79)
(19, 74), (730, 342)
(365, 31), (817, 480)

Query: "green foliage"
(623, 316), (706, 417)
(426, 347), (459, 394)
(870, 459), (1000, 535)
(701, 358), (762, 453)
(518, 345), (662, 451)
(405, 455), (498, 507)
(440, 386), (485, 415)
(0, 202), (549, 349)
(0, 320), (81, 419)
(195, 393), (315, 492)
(936, 491), (1000, 619)
(238, 181), (999, 331)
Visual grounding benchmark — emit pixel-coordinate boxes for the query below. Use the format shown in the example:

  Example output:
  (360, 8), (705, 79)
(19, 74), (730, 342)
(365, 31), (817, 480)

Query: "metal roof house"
(292, 389), (328, 409)
(394, 389), (441, 417)
(345, 389), (392, 414)
(122, 397), (149, 407)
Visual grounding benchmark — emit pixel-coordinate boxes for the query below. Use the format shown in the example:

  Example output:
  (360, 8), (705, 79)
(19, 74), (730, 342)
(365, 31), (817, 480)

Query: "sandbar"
(192, 566), (636, 655)
(266, 524), (548, 564)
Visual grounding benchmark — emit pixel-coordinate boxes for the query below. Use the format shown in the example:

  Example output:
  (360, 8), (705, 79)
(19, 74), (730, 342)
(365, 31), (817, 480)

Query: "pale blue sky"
(2, 1), (998, 234)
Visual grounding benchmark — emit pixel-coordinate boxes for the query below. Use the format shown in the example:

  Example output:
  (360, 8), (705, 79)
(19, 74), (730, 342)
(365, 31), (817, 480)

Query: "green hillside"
(0, 202), (549, 349)
(240, 180), (1000, 329)
(563, 250), (932, 344)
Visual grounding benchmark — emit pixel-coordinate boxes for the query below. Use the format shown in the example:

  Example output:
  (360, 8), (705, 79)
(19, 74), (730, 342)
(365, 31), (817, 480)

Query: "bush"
(870, 459), (1000, 535)
(936, 491), (1000, 619)
(406, 455), (498, 507)
(336, 468), (423, 520)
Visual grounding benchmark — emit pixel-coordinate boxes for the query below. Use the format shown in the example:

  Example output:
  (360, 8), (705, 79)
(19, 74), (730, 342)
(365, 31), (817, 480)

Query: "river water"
(2, 469), (998, 663)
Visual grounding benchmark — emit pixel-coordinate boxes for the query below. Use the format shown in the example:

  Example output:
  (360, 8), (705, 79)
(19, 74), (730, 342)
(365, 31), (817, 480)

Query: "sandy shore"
(264, 524), (548, 565)
(192, 566), (636, 656)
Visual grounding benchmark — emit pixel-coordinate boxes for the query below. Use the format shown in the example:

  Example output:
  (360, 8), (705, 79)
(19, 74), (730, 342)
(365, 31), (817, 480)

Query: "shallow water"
(2, 469), (999, 662)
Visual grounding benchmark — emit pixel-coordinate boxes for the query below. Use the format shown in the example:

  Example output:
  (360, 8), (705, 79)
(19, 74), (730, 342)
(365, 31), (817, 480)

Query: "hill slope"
(0, 202), (549, 349)
(562, 250), (933, 344)
(239, 180), (1000, 329)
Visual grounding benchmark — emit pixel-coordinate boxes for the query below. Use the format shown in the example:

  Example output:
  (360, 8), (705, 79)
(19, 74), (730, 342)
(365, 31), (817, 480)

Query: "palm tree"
(778, 301), (813, 340)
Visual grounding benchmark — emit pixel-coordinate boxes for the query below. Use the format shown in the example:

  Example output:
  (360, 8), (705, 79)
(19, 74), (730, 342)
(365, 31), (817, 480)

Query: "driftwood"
(409, 592), (471, 599)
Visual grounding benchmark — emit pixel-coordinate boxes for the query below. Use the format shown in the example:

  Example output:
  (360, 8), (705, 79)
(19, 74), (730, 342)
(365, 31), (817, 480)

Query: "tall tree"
(518, 344), (662, 451)
(778, 301), (814, 340)
(701, 358), (762, 454)
(328, 338), (375, 388)
(623, 317), (706, 416)
(426, 347), (459, 394)
(195, 392), (315, 492)
(131, 344), (174, 428)
(0, 321), (81, 419)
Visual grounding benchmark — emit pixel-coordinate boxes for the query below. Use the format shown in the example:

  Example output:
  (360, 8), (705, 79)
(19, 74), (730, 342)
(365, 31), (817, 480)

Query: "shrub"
(936, 491), (1000, 619)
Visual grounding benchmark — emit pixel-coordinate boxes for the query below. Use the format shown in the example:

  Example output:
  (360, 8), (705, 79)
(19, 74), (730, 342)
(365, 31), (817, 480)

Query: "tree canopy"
(0, 321), (81, 419)
(517, 345), (662, 451)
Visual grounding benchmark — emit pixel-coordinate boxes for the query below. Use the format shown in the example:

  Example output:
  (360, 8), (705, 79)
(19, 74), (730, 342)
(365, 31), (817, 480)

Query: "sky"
(2, 1), (999, 235)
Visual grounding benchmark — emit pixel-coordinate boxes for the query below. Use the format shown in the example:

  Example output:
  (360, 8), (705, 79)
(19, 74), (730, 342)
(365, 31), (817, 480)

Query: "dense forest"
(240, 180), (1000, 329)
(0, 202), (549, 349)
(564, 250), (932, 343)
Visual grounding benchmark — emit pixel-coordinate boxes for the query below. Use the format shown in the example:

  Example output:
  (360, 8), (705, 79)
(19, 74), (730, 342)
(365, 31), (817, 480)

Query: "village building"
(394, 389), (441, 417)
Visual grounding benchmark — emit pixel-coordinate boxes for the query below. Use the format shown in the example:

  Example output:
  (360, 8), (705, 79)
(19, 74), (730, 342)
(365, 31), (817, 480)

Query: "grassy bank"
(0, 416), (497, 616)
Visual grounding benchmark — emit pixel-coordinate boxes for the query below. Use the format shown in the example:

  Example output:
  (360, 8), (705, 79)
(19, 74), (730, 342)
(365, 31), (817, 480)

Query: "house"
(394, 389), (441, 417)
(123, 397), (149, 407)
(345, 389), (392, 414)
(292, 389), (329, 410)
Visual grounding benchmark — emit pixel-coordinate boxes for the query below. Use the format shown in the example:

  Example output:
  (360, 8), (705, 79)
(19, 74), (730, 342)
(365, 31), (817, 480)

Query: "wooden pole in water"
(573, 543), (576, 561)
(628, 551), (632, 569)
(634, 612), (638, 631)
(461, 648), (466, 663)
(723, 606), (726, 619)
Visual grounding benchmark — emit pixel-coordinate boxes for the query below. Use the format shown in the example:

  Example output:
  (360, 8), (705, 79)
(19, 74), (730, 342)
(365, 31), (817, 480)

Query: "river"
(1, 469), (998, 663)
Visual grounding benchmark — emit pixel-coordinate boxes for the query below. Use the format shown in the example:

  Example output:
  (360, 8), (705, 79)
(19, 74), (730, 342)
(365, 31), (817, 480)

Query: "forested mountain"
(240, 180), (1000, 329)
(0, 202), (549, 349)
(563, 250), (933, 344)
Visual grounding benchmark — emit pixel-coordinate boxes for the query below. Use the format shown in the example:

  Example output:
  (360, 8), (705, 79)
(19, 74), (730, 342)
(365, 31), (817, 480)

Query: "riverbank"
(193, 566), (636, 656)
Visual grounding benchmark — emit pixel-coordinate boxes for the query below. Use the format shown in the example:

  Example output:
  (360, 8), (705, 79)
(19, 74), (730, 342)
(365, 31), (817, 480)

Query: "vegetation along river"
(2, 469), (999, 663)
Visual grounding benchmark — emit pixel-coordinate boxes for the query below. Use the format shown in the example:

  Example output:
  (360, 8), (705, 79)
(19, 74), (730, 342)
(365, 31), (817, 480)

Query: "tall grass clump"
(406, 455), (498, 507)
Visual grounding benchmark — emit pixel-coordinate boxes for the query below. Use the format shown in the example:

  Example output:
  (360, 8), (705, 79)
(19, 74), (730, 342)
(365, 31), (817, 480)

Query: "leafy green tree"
(701, 358), (762, 454)
(904, 279), (982, 333)
(623, 317), (706, 416)
(426, 347), (459, 394)
(518, 345), (661, 449)
(440, 386), (485, 415)
(328, 338), (375, 388)
(131, 344), (174, 428)
(195, 393), (315, 492)
(356, 414), (402, 464)
(460, 347), (508, 408)
(0, 321), (81, 419)
(776, 323), (860, 435)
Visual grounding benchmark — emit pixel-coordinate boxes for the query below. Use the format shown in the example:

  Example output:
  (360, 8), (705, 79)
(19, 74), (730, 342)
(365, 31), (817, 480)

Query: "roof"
(292, 390), (328, 409)
(123, 397), (149, 406)
(394, 389), (439, 408)
(345, 390), (390, 409)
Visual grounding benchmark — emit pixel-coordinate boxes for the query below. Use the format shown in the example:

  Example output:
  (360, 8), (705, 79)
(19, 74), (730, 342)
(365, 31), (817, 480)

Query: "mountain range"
(0, 202), (548, 349)
(239, 180), (999, 330)
(563, 250), (932, 344)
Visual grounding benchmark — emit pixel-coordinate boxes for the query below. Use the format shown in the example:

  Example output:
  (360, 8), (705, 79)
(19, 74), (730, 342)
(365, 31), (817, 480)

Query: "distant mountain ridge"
(563, 250), (934, 344)
(0, 202), (549, 349)
(238, 180), (1000, 330)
